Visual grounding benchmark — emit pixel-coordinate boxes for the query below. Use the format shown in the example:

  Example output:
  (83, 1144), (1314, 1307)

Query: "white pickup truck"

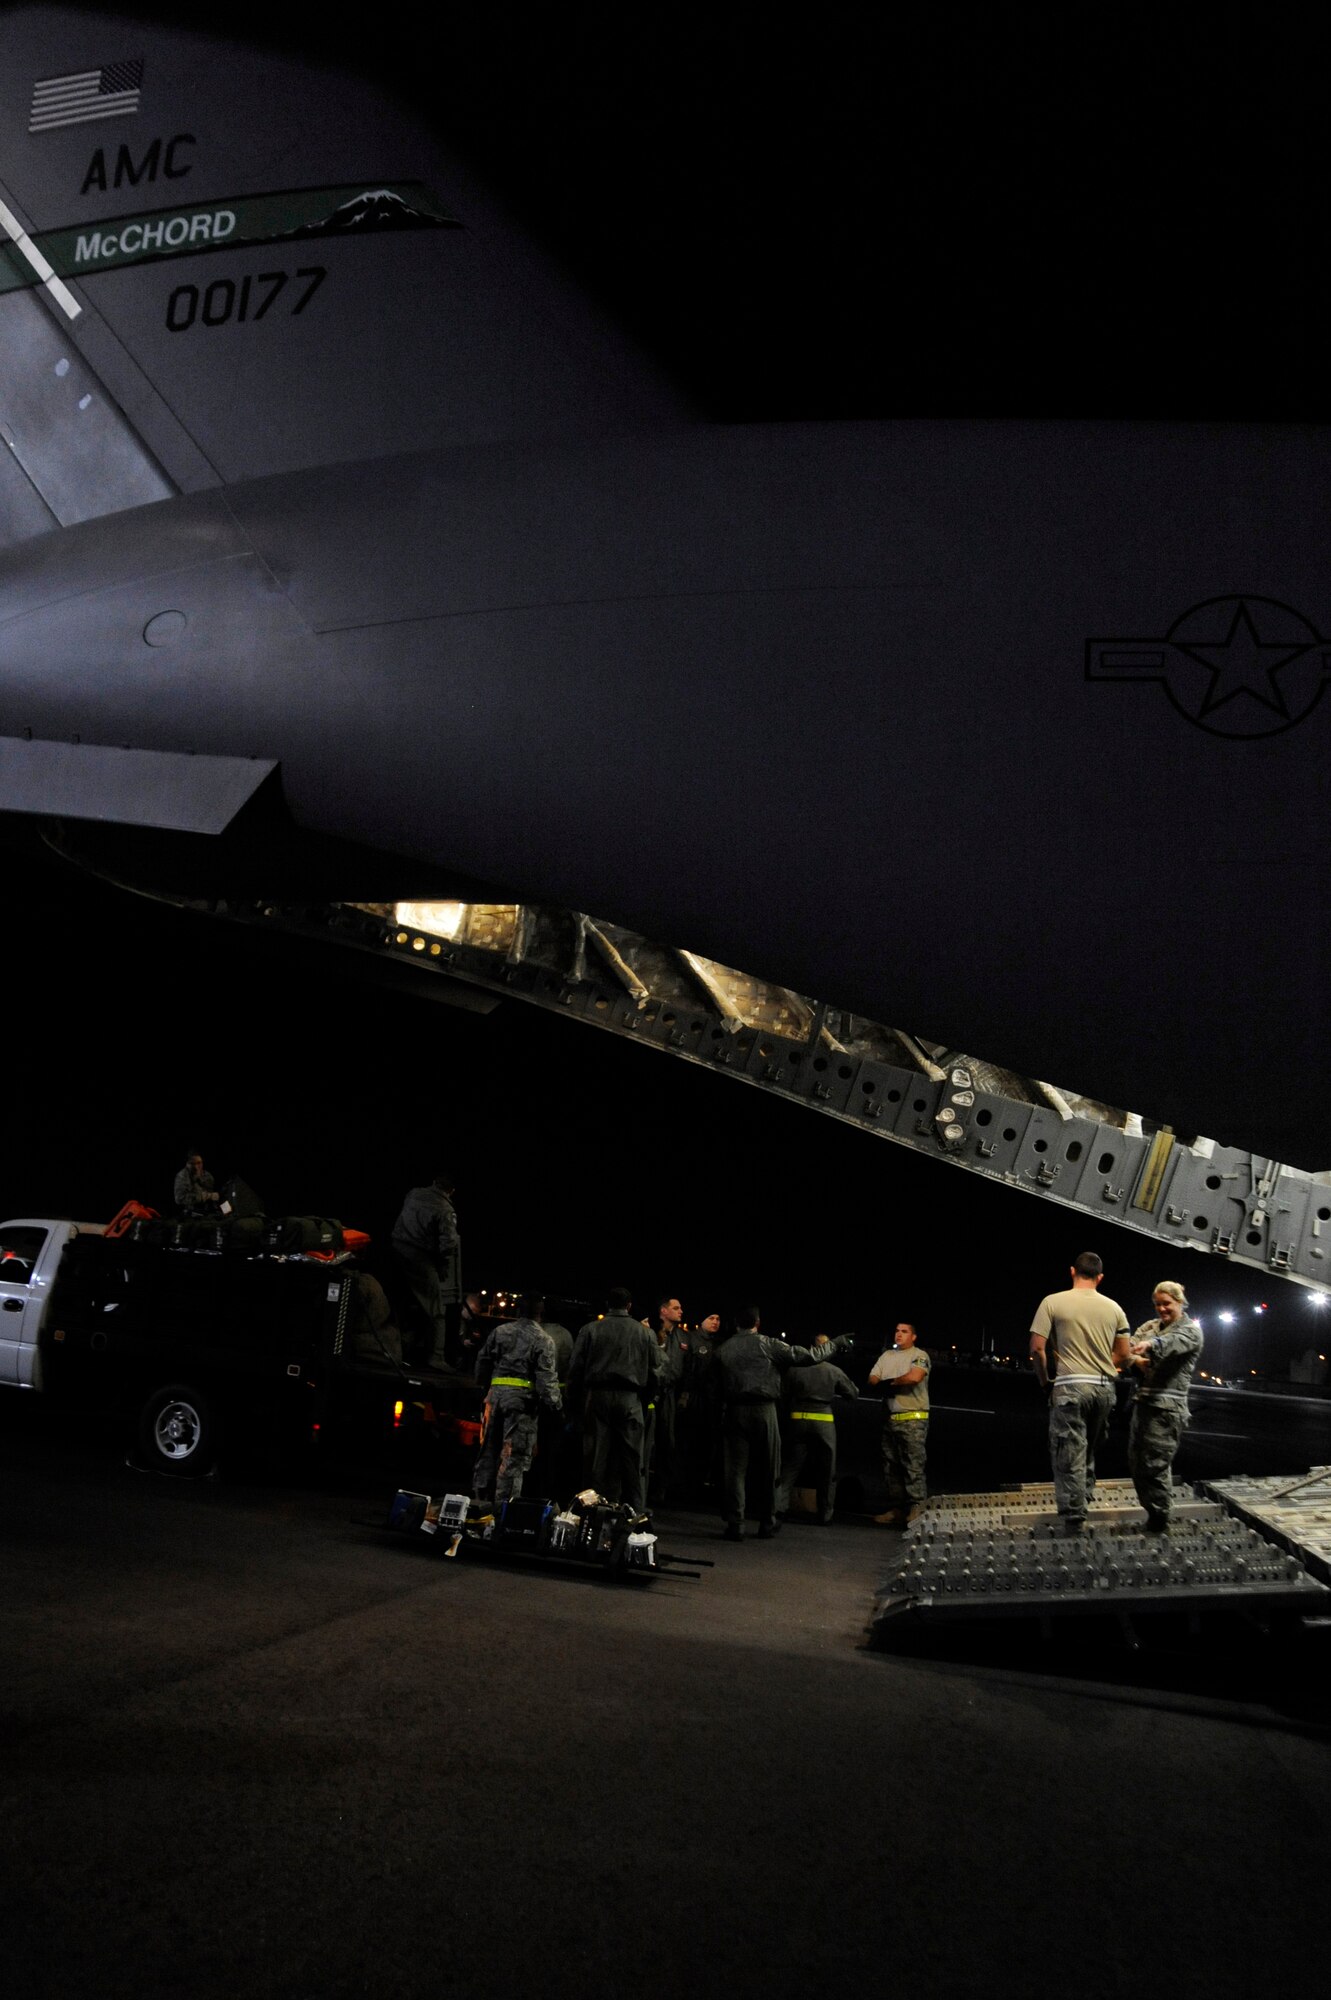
(0, 1215), (477, 1477)
(0, 1218), (97, 1391)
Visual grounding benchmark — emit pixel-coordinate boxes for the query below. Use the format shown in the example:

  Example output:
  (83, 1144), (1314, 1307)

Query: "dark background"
(289, 4), (1325, 425)
(1, 827), (1313, 1377)
(8, 5), (1326, 1372)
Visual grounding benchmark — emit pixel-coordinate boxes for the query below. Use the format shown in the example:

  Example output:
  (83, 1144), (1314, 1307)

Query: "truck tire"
(137, 1383), (216, 1476)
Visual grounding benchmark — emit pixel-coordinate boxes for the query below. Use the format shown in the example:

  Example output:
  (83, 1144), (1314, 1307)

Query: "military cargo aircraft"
(1, 9), (1328, 1284)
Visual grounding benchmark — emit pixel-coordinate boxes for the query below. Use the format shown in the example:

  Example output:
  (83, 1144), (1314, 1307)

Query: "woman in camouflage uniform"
(1126, 1280), (1203, 1533)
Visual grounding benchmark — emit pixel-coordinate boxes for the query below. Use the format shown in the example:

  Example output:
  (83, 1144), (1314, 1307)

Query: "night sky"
(6, 8), (1326, 1375)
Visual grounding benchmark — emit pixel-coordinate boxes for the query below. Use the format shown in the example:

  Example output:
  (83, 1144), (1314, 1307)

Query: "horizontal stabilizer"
(0, 737), (276, 833)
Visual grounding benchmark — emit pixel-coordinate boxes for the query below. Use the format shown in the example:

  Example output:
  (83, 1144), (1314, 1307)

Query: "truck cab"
(0, 1218), (102, 1390)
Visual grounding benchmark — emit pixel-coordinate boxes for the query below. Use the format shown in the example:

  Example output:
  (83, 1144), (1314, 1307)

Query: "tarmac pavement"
(3, 1405), (1330, 2000)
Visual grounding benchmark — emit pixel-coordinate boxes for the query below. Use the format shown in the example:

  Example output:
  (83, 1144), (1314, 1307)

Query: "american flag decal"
(29, 60), (143, 133)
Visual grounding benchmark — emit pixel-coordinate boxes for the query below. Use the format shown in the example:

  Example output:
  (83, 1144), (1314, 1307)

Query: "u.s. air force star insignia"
(1085, 595), (1331, 738)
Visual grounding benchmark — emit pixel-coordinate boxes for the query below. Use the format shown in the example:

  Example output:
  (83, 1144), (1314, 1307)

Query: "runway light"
(1255, 1303), (1268, 1314)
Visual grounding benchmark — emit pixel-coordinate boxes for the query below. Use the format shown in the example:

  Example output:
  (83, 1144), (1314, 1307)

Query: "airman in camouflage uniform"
(714, 1308), (850, 1539)
(645, 1296), (686, 1501)
(567, 1288), (662, 1512)
(1126, 1280), (1204, 1532)
(532, 1310), (576, 1500)
(391, 1174), (461, 1367)
(349, 1270), (404, 1365)
(173, 1150), (219, 1218)
(678, 1310), (722, 1493)
(471, 1294), (561, 1504)
(777, 1350), (858, 1523)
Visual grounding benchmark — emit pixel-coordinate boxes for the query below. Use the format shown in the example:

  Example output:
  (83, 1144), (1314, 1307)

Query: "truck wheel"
(138, 1383), (216, 1476)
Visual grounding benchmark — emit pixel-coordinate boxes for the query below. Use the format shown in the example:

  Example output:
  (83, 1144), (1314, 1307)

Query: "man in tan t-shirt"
(1029, 1251), (1130, 1534)
(869, 1320), (931, 1525)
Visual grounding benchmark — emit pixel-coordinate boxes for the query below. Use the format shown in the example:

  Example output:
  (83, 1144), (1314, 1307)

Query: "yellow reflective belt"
(791, 1410), (834, 1422)
(890, 1410), (929, 1421)
(492, 1375), (533, 1389)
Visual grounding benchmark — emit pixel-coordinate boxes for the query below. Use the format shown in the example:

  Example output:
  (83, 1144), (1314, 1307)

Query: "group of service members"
(466, 1285), (872, 1538)
(459, 1283), (942, 1541)
(186, 1159), (1202, 1541)
(378, 1170), (1206, 1542)
(464, 1253), (1206, 1543)
(375, 1171), (899, 1535)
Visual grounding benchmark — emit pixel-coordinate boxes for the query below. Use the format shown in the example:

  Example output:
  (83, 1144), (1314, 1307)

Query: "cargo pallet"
(871, 1480), (1331, 1643)
(1201, 1468), (1331, 1592)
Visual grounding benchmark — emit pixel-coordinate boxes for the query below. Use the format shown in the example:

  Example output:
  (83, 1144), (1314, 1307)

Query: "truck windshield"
(0, 1226), (48, 1282)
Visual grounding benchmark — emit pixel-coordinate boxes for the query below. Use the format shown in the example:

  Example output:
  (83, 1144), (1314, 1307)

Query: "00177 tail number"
(165, 266), (326, 332)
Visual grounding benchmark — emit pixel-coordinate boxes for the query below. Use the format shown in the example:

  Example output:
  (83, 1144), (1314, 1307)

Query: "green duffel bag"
(222, 1214), (268, 1254)
(262, 1215), (344, 1253)
(177, 1217), (224, 1250)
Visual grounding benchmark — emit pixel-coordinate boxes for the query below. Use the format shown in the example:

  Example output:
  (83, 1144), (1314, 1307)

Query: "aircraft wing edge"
(0, 735), (276, 833)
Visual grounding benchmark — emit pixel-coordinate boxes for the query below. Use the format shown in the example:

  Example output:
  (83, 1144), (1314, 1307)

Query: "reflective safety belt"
(491, 1375), (533, 1389)
(791, 1410), (834, 1422)
(890, 1409), (929, 1422)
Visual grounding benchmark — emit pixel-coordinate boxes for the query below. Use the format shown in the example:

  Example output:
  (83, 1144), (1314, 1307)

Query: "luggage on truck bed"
(222, 1215), (268, 1254)
(128, 1216), (221, 1250)
(262, 1215), (344, 1254)
(218, 1175), (265, 1220)
(127, 1213), (351, 1258)
(105, 1199), (158, 1240)
(178, 1217), (223, 1249)
(131, 1217), (183, 1247)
